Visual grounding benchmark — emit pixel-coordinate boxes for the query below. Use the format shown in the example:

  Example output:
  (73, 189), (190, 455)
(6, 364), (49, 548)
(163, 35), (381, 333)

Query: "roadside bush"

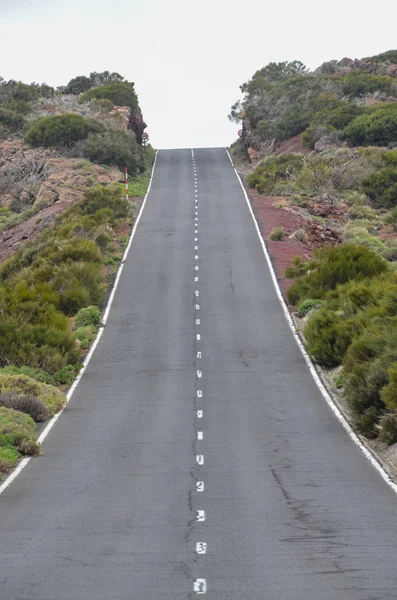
(0, 391), (50, 422)
(362, 167), (397, 208)
(0, 406), (40, 457)
(304, 309), (358, 366)
(287, 245), (389, 305)
(0, 366), (55, 385)
(25, 114), (104, 148)
(53, 364), (80, 386)
(298, 298), (323, 316)
(290, 229), (308, 243)
(269, 226), (285, 240)
(74, 305), (101, 328)
(246, 154), (303, 194)
(79, 129), (141, 173)
(75, 325), (97, 350)
(344, 106), (397, 147)
(275, 105), (312, 139)
(379, 414), (397, 445)
(0, 374), (65, 416)
(381, 363), (397, 409)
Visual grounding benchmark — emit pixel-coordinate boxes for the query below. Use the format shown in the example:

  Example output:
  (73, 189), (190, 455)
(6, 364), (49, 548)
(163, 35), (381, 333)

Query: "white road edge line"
(0, 151), (160, 497)
(225, 148), (397, 495)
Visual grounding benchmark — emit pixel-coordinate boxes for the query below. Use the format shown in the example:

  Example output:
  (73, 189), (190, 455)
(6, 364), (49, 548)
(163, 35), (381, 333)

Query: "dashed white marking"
(195, 245), (198, 250)
(197, 510), (206, 521)
(197, 390), (202, 398)
(0, 151), (161, 497)
(197, 370), (202, 378)
(195, 265), (199, 271)
(197, 431), (203, 440)
(195, 237), (198, 241)
(196, 481), (204, 492)
(197, 351), (202, 359)
(196, 454), (204, 465)
(195, 255), (199, 260)
(195, 290), (199, 297)
(196, 304), (200, 310)
(196, 542), (207, 554)
(196, 319), (200, 325)
(194, 579), (207, 593)
(196, 334), (201, 341)
(195, 211), (198, 215)
(195, 230), (198, 234)
(195, 277), (199, 282)
(197, 409), (203, 417)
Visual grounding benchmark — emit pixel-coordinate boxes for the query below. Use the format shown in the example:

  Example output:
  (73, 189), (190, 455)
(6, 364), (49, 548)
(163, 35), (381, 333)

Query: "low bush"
(0, 391), (50, 422)
(269, 226), (285, 241)
(0, 406), (40, 461)
(25, 114), (104, 148)
(342, 73), (396, 97)
(79, 129), (141, 174)
(0, 374), (65, 416)
(246, 154), (303, 194)
(0, 108), (25, 133)
(381, 363), (397, 409)
(304, 309), (359, 366)
(75, 325), (97, 350)
(53, 365), (80, 386)
(290, 229), (308, 243)
(287, 245), (389, 305)
(74, 305), (101, 328)
(344, 105), (397, 147)
(362, 167), (397, 209)
(0, 366), (55, 385)
(298, 298), (323, 316)
(79, 82), (139, 112)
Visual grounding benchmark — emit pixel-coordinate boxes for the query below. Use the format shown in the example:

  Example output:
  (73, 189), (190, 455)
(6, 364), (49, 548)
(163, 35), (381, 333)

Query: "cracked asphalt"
(0, 148), (397, 599)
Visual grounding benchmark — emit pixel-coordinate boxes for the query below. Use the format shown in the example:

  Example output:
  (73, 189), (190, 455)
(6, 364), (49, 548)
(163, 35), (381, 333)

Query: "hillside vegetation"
(231, 50), (397, 447)
(0, 71), (154, 477)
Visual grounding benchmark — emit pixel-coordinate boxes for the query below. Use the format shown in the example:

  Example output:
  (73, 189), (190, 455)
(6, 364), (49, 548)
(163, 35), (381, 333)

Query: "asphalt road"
(1, 148), (397, 600)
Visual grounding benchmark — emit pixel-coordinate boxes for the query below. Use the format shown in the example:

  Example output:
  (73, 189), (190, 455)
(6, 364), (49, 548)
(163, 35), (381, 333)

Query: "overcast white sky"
(0, 0), (396, 148)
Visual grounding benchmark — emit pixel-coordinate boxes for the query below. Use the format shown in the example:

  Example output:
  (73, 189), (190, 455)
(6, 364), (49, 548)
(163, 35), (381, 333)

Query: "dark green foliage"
(0, 391), (50, 422)
(80, 83), (139, 112)
(79, 129), (142, 174)
(344, 105), (397, 147)
(74, 305), (101, 328)
(75, 325), (97, 350)
(298, 298), (323, 316)
(25, 114), (104, 148)
(318, 102), (364, 129)
(304, 310), (358, 366)
(287, 245), (388, 306)
(381, 363), (397, 409)
(246, 154), (303, 194)
(269, 226), (285, 241)
(366, 50), (397, 64)
(53, 365), (80, 386)
(362, 167), (397, 208)
(275, 105), (312, 139)
(0, 108), (24, 132)
(65, 75), (93, 95)
(342, 73), (396, 97)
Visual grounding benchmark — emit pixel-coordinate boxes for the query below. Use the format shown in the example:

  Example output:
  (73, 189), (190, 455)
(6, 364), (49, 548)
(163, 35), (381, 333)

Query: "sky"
(0, 0), (396, 149)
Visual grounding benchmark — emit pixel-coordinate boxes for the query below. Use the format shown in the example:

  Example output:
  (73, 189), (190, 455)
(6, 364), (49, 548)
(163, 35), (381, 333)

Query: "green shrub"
(357, 406), (380, 438)
(75, 325), (97, 350)
(25, 114), (104, 148)
(0, 406), (40, 457)
(0, 443), (19, 475)
(74, 305), (101, 328)
(366, 50), (397, 64)
(0, 391), (50, 422)
(0, 366), (55, 385)
(379, 414), (397, 444)
(246, 154), (303, 194)
(342, 73), (396, 97)
(269, 226), (285, 241)
(80, 82), (139, 112)
(298, 298), (323, 316)
(362, 167), (397, 208)
(287, 245), (389, 305)
(381, 363), (397, 409)
(304, 309), (358, 366)
(53, 364), (80, 386)
(79, 129), (140, 173)
(344, 106), (397, 147)
(290, 229), (308, 243)
(275, 105), (312, 139)
(0, 374), (65, 416)
(0, 108), (25, 132)
(65, 75), (93, 95)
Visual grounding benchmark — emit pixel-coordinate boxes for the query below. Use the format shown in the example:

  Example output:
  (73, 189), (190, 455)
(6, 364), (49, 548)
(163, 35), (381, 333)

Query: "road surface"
(1, 148), (397, 599)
